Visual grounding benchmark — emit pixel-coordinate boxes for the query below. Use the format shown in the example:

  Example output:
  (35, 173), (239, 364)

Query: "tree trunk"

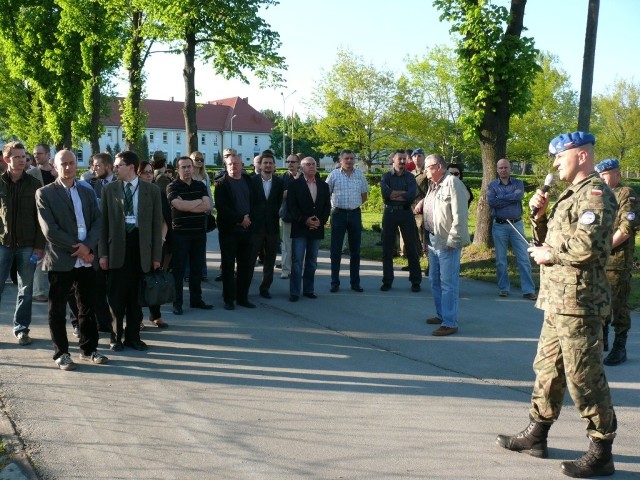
(183, 28), (198, 156)
(472, 0), (525, 247)
(89, 44), (102, 154)
(124, 10), (144, 152)
(578, 0), (599, 131)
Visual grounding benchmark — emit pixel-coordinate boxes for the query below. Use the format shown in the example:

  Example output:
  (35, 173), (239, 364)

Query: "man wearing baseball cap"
(595, 158), (639, 366)
(497, 132), (618, 477)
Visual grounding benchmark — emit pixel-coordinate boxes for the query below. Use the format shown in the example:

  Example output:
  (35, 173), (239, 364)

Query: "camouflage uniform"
(605, 184), (639, 336)
(530, 172), (617, 440)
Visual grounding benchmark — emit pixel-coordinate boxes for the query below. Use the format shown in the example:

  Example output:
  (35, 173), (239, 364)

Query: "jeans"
(428, 243), (462, 328)
(290, 237), (320, 297)
(32, 258), (49, 296)
(0, 245), (36, 335)
(492, 220), (536, 294)
(330, 208), (362, 287)
(281, 221), (293, 275)
(172, 231), (207, 307)
(381, 208), (421, 286)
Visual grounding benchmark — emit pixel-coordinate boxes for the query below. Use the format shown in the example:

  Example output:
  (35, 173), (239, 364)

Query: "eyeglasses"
(449, 171), (460, 176)
(193, 157), (204, 162)
(286, 160), (298, 164)
(425, 163), (439, 170)
(142, 170), (153, 175)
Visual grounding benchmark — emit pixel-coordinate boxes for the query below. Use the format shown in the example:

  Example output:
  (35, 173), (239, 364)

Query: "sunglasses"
(449, 171), (460, 176)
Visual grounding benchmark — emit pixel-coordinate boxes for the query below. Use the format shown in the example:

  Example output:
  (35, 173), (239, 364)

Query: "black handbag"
(139, 269), (176, 306)
(206, 212), (217, 232)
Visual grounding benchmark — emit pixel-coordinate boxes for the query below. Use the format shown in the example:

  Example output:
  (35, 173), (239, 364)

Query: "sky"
(119, 0), (640, 119)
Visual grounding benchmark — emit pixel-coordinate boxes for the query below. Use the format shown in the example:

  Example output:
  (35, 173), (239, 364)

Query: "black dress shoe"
(123, 339), (148, 351)
(109, 341), (124, 352)
(351, 285), (364, 292)
(190, 301), (213, 310)
(237, 300), (257, 308)
(411, 284), (421, 292)
(223, 302), (235, 310)
(380, 284), (391, 291)
(289, 295), (299, 302)
(330, 285), (339, 293)
(172, 305), (183, 315)
(303, 292), (317, 299)
(259, 289), (272, 299)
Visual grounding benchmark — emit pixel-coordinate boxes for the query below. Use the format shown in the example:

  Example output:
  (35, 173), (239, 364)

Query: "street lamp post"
(230, 114), (237, 149)
(280, 90), (296, 166)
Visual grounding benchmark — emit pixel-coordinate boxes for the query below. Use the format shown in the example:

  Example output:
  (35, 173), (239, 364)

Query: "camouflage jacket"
(532, 173), (617, 316)
(607, 183), (639, 271)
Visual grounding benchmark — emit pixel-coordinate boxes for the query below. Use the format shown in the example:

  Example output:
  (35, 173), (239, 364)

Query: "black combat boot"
(602, 325), (609, 352)
(496, 416), (551, 458)
(560, 436), (614, 478)
(603, 334), (627, 366)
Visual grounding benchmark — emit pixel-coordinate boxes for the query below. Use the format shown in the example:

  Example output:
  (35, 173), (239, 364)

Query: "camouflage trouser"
(605, 269), (632, 336)
(530, 312), (617, 440)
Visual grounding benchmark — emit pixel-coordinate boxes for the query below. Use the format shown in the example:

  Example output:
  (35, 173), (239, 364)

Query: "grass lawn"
(321, 210), (640, 309)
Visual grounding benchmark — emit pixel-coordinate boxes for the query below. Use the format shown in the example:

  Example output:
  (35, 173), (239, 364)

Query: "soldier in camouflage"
(595, 158), (639, 366)
(496, 132), (618, 478)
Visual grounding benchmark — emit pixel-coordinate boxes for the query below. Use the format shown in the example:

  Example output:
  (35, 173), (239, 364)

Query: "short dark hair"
(3, 141), (25, 158)
(92, 152), (113, 166)
(35, 143), (51, 154)
(115, 150), (139, 169)
(177, 156), (193, 166)
(259, 149), (275, 163)
(339, 149), (355, 158)
(137, 160), (152, 176)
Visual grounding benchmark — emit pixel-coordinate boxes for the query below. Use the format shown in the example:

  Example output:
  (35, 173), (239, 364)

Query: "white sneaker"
(79, 351), (109, 364)
(55, 353), (77, 371)
(73, 326), (80, 338)
(16, 332), (32, 345)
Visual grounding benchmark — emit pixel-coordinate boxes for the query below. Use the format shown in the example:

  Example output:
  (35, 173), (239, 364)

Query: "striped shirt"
(326, 168), (369, 210)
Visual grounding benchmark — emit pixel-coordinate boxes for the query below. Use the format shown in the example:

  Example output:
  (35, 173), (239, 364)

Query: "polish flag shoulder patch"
(590, 189), (603, 196)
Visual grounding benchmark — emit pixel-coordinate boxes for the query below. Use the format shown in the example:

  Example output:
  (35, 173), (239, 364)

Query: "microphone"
(530, 173), (554, 217)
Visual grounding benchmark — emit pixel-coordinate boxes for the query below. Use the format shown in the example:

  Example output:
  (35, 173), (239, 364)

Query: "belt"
(494, 217), (521, 224)
(384, 204), (410, 211)
(332, 207), (360, 213)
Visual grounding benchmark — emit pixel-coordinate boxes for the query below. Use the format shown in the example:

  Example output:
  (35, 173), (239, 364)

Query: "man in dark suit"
(249, 150), (284, 299)
(99, 151), (163, 351)
(286, 157), (331, 302)
(214, 148), (255, 310)
(36, 150), (108, 371)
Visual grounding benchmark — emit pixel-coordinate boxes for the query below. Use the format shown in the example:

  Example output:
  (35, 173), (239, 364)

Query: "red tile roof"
(104, 96), (274, 134)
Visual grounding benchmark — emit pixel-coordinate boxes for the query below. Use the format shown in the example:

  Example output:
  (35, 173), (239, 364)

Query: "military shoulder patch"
(590, 189), (603, 196)
(580, 211), (596, 225)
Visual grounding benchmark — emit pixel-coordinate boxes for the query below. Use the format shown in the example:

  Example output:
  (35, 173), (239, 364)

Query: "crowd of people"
(0, 129), (634, 478)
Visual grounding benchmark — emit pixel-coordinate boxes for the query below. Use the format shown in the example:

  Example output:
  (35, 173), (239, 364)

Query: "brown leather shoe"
(432, 326), (458, 336)
(426, 317), (442, 325)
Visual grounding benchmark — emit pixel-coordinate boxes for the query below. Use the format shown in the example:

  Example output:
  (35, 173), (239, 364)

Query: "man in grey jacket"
(415, 154), (470, 336)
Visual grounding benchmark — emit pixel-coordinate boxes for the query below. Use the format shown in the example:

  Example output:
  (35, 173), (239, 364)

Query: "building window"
(237, 135), (243, 146)
(213, 136), (218, 146)
(254, 136), (258, 146)
(149, 131), (154, 142)
(201, 134), (206, 145)
(163, 132), (168, 144)
(176, 132), (181, 144)
(107, 129), (113, 140)
(76, 149), (83, 163)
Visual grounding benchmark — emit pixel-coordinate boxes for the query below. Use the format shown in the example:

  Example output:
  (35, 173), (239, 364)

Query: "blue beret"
(594, 158), (620, 173)
(411, 148), (425, 156)
(548, 131), (595, 155)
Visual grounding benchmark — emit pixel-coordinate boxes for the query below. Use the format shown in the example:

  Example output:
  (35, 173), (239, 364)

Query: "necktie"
(125, 182), (135, 233)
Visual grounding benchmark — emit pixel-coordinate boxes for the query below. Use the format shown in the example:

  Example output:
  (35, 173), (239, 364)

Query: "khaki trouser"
(530, 312), (617, 440)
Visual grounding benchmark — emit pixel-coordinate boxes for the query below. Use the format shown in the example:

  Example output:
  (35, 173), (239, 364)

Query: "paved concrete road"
(1, 235), (639, 479)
